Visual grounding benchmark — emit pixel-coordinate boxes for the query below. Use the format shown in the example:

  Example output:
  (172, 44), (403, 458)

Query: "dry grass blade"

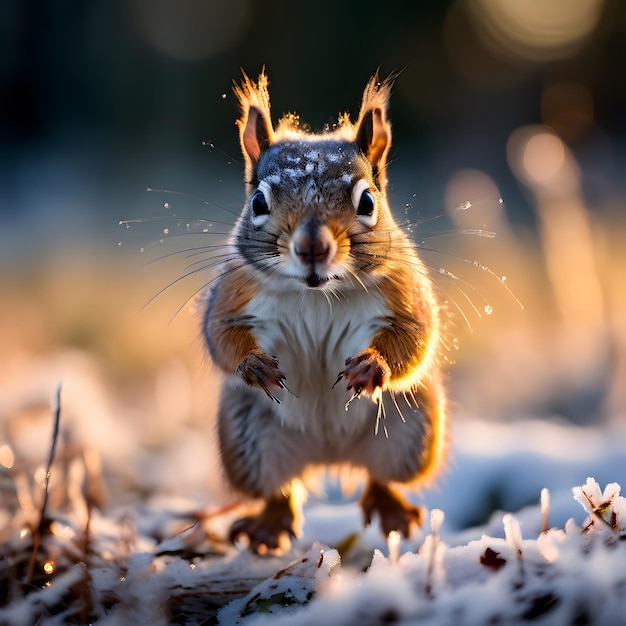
(26, 383), (62, 584)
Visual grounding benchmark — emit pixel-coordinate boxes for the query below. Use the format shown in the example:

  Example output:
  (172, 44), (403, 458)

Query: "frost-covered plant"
(572, 476), (626, 537)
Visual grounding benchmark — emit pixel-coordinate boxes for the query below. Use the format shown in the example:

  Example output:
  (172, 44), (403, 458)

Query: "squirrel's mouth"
(305, 273), (327, 288)
(304, 273), (340, 288)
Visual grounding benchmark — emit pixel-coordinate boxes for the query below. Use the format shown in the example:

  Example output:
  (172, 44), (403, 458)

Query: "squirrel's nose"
(294, 237), (331, 266)
(292, 219), (335, 267)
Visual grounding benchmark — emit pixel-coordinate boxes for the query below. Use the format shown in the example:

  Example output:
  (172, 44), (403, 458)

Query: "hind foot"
(360, 481), (424, 537)
(230, 493), (298, 554)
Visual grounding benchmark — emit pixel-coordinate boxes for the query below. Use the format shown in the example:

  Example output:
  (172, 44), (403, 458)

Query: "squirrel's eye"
(351, 179), (378, 227)
(250, 182), (272, 226)
(357, 190), (375, 217)
(251, 190), (269, 216)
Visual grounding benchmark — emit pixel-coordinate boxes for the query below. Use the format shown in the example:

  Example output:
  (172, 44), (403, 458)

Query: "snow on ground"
(422, 417), (626, 539)
(2, 387), (626, 625)
(224, 492), (626, 626)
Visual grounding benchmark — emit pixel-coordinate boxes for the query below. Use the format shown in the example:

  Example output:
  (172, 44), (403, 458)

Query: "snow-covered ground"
(1, 364), (625, 625)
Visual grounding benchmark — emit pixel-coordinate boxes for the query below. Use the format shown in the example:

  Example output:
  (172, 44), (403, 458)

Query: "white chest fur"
(241, 286), (389, 437)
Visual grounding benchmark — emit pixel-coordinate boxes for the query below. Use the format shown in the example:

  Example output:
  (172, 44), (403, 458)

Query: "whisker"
(202, 139), (243, 169)
(435, 267), (488, 317)
(143, 244), (231, 267)
(433, 275), (480, 331)
(145, 187), (242, 219)
(166, 259), (253, 323)
(140, 255), (240, 312)
(374, 395), (388, 437)
(347, 245), (485, 330)
(204, 258), (284, 325)
(350, 229), (523, 316)
(167, 251), (284, 325)
(390, 390), (406, 423)
(182, 251), (245, 272)
(418, 228), (496, 240)
(396, 196), (502, 231)
(342, 261), (370, 293)
(141, 224), (285, 319)
(120, 216), (236, 228)
(418, 246), (524, 311)
(440, 291), (475, 332)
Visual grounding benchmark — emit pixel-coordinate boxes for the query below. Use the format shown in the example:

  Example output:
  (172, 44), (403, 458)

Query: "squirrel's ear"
(240, 105), (274, 169)
(355, 76), (393, 187)
(235, 72), (275, 179)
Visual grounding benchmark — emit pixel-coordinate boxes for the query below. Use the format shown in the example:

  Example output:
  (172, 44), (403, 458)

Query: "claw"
(344, 387), (363, 411)
(237, 350), (287, 402)
(279, 379), (297, 398)
(332, 373), (344, 389)
(259, 382), (281, 404)
(339, 347), (390, 403)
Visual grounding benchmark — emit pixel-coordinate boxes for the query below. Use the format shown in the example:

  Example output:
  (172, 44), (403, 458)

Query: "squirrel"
(203, 71), (447, 553)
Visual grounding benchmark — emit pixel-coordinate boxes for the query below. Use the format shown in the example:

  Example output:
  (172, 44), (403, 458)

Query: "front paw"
(338, 347), (390, 402)
(236, 349), (287, 402)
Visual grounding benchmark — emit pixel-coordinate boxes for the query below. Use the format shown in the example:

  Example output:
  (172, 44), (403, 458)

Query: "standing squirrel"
(203, 72), (447, 553)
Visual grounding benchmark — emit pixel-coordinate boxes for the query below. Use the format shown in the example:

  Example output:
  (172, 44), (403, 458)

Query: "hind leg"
(351, 383), (447, 537)
(217, 382), (309, 552)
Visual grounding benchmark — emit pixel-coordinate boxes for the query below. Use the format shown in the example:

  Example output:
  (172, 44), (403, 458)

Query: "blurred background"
(1, 0), (625, 519)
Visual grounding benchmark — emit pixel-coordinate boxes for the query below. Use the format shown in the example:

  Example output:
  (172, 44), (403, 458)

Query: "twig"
(540, 488), (550, 534)
(387, 530), (401, 566)
(579, 486), (620, 535)
(503, 514), (525, 585)
(424, 509), (445, 598)
(26, 383), (62, 583)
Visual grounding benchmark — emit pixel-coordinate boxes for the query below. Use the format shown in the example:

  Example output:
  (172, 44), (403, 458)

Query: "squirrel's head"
(232, 71), (406, 290)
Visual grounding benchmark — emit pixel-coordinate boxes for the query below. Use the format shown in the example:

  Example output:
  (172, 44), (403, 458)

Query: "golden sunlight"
(467, 0), (604, 62)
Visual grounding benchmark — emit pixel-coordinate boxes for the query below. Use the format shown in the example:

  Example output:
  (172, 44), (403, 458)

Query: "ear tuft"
(234, 71), (275, 181)
(354, 74), (394, 188)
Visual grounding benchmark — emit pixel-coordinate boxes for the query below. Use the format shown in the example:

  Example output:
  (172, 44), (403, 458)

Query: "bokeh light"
(130, 0), (250, 60)
(465, 0), (605, 62)
(520, 131), (568, 187)
(0, 444), (14, 470)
